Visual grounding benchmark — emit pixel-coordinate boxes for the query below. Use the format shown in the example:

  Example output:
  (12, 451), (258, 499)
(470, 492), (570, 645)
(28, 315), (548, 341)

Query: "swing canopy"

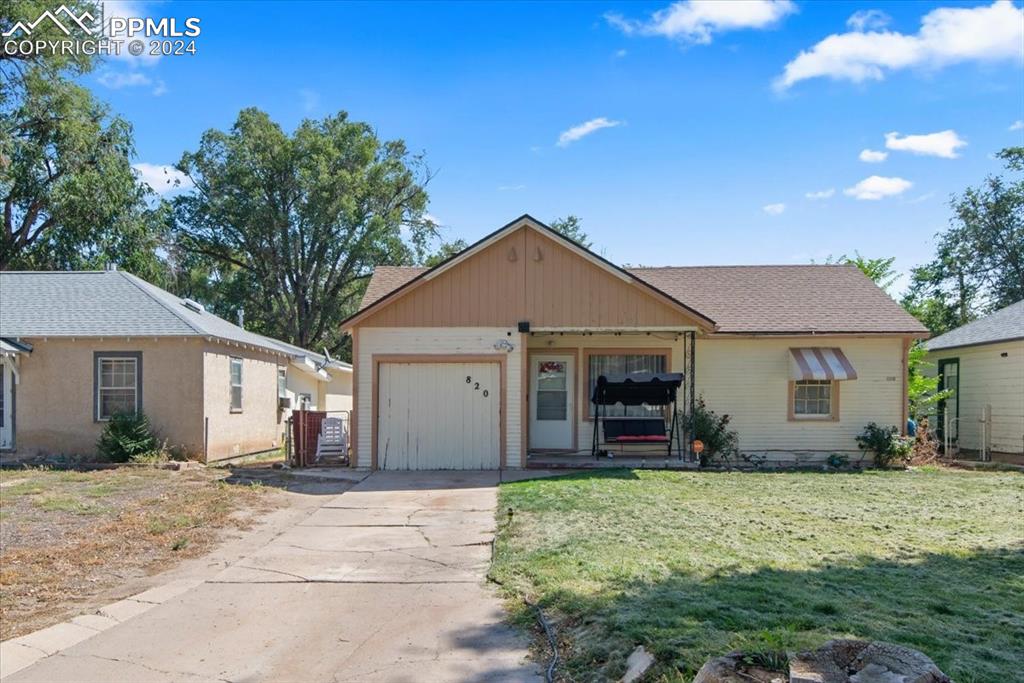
(591, 372), (684, 407)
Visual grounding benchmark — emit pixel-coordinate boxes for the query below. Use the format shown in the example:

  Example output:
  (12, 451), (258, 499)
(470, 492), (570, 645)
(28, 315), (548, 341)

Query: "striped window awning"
(789, 347), (858, 381)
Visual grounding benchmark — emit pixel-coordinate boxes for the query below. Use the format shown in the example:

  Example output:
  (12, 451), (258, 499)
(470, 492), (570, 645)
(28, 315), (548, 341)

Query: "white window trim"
(789, 379), (837, 421)
(95, 354), (141, 422)
(230, 357), (243, 413)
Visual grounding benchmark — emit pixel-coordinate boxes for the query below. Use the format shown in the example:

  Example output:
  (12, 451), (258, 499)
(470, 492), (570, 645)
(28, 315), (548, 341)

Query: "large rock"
(693, 653), (785, 683)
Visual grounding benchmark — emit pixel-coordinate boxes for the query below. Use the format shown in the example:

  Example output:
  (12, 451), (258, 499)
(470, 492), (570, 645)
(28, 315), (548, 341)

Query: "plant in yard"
(907, 343), (953, 421)
(684, 396), (740, 467)
(856, 422), (913, 468)
(96, 412), (159, 463)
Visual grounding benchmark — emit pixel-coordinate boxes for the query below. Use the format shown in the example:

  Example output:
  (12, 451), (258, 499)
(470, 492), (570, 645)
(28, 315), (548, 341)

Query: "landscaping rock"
(693, 641), (950, 683)
(620, 645), (655, 683)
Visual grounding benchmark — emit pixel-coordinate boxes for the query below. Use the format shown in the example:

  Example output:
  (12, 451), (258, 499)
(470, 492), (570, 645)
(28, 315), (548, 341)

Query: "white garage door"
(377, 362), (501, 470)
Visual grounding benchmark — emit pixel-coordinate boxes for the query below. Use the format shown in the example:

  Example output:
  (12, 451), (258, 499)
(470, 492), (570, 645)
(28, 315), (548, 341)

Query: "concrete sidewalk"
(3, 471), (540, 683)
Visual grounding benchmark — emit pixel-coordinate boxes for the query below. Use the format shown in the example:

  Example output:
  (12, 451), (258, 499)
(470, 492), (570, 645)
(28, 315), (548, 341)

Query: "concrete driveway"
(5, 471), (540, 683)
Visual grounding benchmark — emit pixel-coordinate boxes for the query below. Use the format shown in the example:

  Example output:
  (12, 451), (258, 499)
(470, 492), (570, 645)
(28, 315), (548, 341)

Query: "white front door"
(529, 355), (574, 450)
(0, 360), (13, 450)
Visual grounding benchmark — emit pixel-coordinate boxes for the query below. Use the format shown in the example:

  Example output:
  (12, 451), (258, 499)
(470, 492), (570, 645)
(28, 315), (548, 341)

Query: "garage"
(376, 361), (501, 470)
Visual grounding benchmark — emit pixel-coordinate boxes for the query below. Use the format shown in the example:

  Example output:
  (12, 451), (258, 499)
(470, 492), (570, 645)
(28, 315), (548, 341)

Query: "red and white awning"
(789, 347), (857, 381)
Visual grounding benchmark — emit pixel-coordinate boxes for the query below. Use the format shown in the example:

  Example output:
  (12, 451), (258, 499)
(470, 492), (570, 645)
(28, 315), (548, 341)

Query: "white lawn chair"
(314, 416), (348, 463)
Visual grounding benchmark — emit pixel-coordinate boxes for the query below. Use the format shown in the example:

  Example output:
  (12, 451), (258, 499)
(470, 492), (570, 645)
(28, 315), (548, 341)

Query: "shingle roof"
(1, 270), (296, 355)
(357, 263), (928, 335)
(925, 300), (1024, 351)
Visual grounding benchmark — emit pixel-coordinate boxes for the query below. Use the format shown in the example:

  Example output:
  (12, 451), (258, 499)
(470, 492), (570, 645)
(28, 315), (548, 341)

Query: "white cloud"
(606, 0), (796, 45)
(423, 213), (444, 227)
(498, 184), (526, 191)
(844, 175), (912, 200)
(298, 88), (320, 113)
(557, 117), (623, 147)
(762, 202), (786, 215)
(1010, 120), (1024, 131)
(614, 48), (628, 58)
(884, 130), (966, 158)
(152, 80), (167, 96)
(96, 71), (151, 89)
(859, 148), (888, 163)
(100, 0), (161, 65)
(775, 0), (1024, 90)
(805, 188), (835, 200)
(133, 163), (192, 195)
(846, 9), (890, 32)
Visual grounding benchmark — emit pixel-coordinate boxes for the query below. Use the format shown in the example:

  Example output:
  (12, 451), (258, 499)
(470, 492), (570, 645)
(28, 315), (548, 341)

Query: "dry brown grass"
(0, 467), (280, 639)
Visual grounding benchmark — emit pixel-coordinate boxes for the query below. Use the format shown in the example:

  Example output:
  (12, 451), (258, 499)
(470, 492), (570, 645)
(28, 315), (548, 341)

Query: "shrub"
(97, 412), (159, 463)
(856, 422), (913, 468)
(684, 396), (740, 467)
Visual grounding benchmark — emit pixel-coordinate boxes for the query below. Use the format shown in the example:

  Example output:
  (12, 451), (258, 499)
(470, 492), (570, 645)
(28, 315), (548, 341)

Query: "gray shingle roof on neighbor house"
(925, 300), (1024, 351)
(0, 270), (298, 356)
(360, 264), (929, 335)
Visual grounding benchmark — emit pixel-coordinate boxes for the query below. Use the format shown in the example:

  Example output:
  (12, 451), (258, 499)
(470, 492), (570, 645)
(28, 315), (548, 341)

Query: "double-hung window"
(792, 379), (833, 419)
(230, 357), (243, 412)
(95, 353), (141, 421)
(587, 351), (668, 418)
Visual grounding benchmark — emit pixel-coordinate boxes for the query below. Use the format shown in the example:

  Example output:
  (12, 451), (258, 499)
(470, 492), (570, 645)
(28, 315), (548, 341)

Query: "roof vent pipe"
(237, 309), (245, 329)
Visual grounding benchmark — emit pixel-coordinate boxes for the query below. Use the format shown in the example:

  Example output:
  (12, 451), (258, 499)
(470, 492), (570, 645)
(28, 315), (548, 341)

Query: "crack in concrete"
(56, 652), (234, 683)
(232, 565), (312, 582)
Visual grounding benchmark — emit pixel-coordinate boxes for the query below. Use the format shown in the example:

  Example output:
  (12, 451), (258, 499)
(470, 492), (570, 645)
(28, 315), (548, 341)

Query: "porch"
(523, 328), (699, 465)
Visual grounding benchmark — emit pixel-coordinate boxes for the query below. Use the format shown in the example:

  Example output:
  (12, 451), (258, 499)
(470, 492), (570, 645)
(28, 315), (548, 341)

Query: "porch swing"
(590, 372), (684, 459)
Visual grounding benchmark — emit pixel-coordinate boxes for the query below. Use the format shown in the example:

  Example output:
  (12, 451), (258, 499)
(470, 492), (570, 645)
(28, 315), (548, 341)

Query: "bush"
(856, 422), (913, 468)
(97, 412), (159, 463)
(684, 396), (740, 467)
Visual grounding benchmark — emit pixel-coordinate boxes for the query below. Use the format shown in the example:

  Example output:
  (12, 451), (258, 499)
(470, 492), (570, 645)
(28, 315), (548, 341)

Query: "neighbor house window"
(277, 367), (287, 399)
(587, 351), (668, 418)
(792, 380), (833, 419)
(95, 353), (141, 421)
(230, 357), (243, 412)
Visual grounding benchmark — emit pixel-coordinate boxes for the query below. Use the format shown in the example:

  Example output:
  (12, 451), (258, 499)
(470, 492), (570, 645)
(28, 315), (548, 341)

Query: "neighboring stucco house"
(341, 215), (928, 470)
(925, 300), (1024, 458)
(0, 270), (351, 462)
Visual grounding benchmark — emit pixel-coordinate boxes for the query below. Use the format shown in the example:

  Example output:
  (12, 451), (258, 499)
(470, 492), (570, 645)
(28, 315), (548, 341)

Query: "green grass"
(491, 469), (1024, 682)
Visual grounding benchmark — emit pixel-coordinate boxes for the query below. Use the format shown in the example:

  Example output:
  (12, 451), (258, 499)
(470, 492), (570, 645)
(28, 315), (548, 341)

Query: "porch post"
(688, 331), (696, 462)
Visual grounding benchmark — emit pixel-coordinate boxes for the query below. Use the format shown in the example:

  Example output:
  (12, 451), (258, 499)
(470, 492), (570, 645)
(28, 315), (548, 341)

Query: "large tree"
(1, 0), (166, 276)
(549, 214), (591, 248)
(172, 108), (434, 354)
(904, 147), (1024, 333)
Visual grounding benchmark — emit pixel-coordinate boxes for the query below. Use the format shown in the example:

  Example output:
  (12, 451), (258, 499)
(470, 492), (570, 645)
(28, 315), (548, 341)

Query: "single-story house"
(0, 269), (351, 462)
(925, 300), (1024, 458)
(341, 215), (928, 470)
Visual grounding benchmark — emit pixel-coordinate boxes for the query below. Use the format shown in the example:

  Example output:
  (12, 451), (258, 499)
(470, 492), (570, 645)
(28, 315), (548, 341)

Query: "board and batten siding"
(927, 340), (1024, 455)
(358, 227), (702, 329)
(698, 336), (905, 457)
(355, 327), (524, 468)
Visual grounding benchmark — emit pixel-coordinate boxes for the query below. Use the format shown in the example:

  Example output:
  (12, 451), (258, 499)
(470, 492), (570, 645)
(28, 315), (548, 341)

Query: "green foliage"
(172, 108), (434, 353)
(684, 396), (739, 467)
(907, 343), (952, 420)
(904, 147), (1023, 328)
(548, 215), (592, 249)
(96, 412), (159, 463)
(1, 1), (168, 275)
(423, 238), (468, 267)
(826, 252), (898, 293)
(856, 422), (913, 468)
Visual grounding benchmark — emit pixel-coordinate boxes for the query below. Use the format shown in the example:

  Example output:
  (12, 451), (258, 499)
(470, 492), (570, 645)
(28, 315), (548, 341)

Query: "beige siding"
(699, 336), (905, 458)
(323, 370), (353, 413)
(202, 343), (284, 461)
(530, 333), (906, 460)
(927, 340), (1024, 454)
(359, 227), (701, 329)
(355, 327), (523, 468)
(10, 337), (205, 457)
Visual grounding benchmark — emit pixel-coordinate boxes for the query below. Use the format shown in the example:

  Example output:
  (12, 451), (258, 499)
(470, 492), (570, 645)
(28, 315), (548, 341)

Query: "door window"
(536, 360), (567, 421)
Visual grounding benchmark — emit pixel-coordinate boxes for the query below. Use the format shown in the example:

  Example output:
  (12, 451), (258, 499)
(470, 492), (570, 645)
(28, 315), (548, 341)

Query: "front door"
(0, 360), (13, 450)
(529, 355), (574, 450)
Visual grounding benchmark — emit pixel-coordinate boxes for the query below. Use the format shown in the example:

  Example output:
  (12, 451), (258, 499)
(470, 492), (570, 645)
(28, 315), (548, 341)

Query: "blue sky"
(90, 1), (1024, 294)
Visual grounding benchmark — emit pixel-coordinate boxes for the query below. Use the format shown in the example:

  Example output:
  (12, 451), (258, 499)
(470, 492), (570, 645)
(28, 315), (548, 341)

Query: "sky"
(86, 0), (1024, 295)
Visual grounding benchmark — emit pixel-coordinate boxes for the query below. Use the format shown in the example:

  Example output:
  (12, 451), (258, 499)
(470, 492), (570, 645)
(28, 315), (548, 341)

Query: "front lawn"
(0, 466), (279, 639)
(491, 469), (1024, 682)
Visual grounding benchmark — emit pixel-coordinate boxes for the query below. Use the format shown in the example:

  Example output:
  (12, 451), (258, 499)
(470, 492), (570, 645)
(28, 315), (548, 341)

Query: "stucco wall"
(10, 337), (205, 457)
(323, 369), (353, 413)
(927, 340), (1024, 454)
(202, 343), (285, 461)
